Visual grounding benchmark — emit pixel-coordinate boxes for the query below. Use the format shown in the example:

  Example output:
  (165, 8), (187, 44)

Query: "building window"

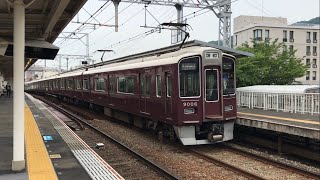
(117, 76), (134, 93)
(312, 59), (317, 68)
(234, 35), (237, 46)
(156, 75), (161, 97)
(306, 59), (311, 68)
(283, 30), (287, 42)
(313, 32), (317, 43)
(312, 71), (317, 80)
(83, 79), (89, 90)
(306, 32), (311, 43)
(289, 31), (294, 42)
(95, 78), (105, 91)
(313, 46), (317, 56)
(289, 45), (294, 52)
(265, 29), (270, 40)
(306, 71), (310, 80)
(253, 29), (262, 41)
(306, 46), (311, 56)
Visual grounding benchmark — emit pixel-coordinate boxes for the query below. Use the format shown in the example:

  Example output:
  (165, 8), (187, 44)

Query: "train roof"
(237, 85), (320, 93)
(26, 41), (253, 84)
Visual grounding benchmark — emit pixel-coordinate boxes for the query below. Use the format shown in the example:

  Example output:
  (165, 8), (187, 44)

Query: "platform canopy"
(0, 0), (87, 77)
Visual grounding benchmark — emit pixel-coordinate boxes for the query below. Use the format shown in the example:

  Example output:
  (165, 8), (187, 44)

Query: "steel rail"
(224, 144), (320, 180)
(186, 148), (266, 180)
(34, 95), (85, 131)
(35, 95), (179, 180)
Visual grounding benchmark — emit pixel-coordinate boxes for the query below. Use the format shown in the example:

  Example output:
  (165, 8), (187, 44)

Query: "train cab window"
(117, 76), (134, 93)
(205, 70), (219, 101)
(166, 74), (172, 97)
(83, 79), (89, 90)
(222, 56), (235, 95)
(76, 79), (82, 89)
(95, 78), (105, 91)
(179, 57), (200, 97)
(156, 75), (161, 97)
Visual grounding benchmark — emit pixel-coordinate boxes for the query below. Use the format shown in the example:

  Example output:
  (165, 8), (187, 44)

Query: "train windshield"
(179, 57), (200, 97)
(222, 56), (235, 95)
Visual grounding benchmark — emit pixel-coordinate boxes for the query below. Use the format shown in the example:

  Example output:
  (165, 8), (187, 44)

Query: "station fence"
(236, 91), (320, 115)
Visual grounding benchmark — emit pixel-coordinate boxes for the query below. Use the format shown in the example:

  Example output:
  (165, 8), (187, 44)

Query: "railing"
(236, 91), (320, 115)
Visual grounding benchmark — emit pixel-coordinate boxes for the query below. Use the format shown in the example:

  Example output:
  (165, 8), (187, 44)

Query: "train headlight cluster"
(224, 105), (233, 112)
(184, 108), (195, 114)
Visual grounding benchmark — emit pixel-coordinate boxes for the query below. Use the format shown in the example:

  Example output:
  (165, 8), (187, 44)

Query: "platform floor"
(237, 107), (320, 139)
(0, 95), (27, 178)
(0, 94), (122, 180)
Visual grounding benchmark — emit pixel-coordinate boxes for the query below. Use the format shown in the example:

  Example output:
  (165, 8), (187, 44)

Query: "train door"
(139, 72), (151, 114)
(165, 72), (173, 118)
(204, 66), (222, 118)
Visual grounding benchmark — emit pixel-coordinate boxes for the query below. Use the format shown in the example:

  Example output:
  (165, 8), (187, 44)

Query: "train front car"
(174, 49), (236, 145)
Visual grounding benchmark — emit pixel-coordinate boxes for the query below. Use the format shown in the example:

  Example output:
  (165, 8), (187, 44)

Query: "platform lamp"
(97, 49), (115, 62)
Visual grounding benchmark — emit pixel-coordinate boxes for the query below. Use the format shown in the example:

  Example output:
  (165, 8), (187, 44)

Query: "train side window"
(67, 79), (74, 89)
(117, 76), (134, 93)
(83, 79), (89, 90)
(166, 74), (172, 97)
(95, 78), (105, 91)
(76, 79), (81, 89)
(156, 75), (161, 97)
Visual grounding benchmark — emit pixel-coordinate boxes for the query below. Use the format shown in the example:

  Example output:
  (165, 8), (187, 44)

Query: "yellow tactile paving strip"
(238, 112), (320, 125)
(25, 105), (58, 180)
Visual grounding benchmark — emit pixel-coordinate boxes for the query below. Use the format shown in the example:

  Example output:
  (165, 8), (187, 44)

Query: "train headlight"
(184, 108), (195, 114)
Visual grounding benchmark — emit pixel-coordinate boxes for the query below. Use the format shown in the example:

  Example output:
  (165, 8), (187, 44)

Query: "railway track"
(34, 95), (320, 179)
(223, 144), (320, 180)
(35, 95), (179, 180)
(188, 145), (320, 180)
(186, 148), (264, 179)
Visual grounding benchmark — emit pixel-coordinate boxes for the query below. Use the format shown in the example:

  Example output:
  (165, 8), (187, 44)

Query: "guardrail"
(236, 91), (320, 115)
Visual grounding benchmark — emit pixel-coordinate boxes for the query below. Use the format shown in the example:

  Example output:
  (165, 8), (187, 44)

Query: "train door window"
(83, 78), (89, 90)
(145, 75), (151, 96)
(156, 75), (161, 97)
(222, 56), (235, 95)
(60, 79), (65, 89)
(57, 79), (60, 89)
(140, 74), (145, 95)
(109, 76), (114, 93)
(76, 79), (81, 89)
(179, 57), (200, 97)
(205, 69), (219, 101)
(95, 78), (105, 91)
(166, 74), (172, 97)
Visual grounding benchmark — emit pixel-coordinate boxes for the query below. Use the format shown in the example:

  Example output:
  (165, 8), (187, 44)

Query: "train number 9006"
(183, 102), (198, 107)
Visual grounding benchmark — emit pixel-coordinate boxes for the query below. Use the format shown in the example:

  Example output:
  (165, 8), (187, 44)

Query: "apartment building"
(233, 15), (320, 85)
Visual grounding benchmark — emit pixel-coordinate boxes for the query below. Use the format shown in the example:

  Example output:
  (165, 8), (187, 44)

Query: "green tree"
(236, 39), (307, 87)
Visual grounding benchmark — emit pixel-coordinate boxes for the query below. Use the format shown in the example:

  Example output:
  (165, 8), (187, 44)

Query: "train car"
(26, 41), (248, 145)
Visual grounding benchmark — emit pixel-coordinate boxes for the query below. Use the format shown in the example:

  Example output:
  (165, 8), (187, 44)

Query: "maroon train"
(25, 45), (237, 145)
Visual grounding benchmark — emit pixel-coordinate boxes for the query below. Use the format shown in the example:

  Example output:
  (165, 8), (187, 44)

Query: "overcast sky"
(41, 0), (319, 69)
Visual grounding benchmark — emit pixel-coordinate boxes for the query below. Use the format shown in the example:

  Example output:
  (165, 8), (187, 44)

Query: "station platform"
(0, 94), (123, 180)
(237, 107), (320, 139)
